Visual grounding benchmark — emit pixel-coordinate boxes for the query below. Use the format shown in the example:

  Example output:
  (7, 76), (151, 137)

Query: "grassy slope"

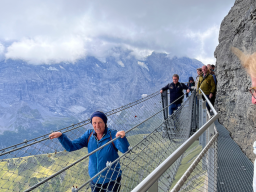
(0, 135), (203, 192)
(0, 134), (147, 192)
(170, 141), (203, 189)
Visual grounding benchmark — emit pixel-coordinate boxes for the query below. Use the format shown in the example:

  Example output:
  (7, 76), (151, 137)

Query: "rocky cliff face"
(215, 0), (256, 161)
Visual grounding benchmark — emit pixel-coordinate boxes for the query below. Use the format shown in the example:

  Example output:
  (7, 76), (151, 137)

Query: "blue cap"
(189, 77), (194, 81)
(90, 111), (108, 125)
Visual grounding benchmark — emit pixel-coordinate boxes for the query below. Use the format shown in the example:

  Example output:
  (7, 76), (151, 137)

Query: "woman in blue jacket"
(49, 111), (130, 192)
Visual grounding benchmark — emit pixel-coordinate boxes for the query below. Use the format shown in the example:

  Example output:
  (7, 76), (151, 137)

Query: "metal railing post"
(161, 89), (169, 139)
(148, 180), (158, 192)
(198, 94), (203, 145)
(201, 101), (207, 171)
(191, 92), (197, 133)
(202, 101), (207, 148)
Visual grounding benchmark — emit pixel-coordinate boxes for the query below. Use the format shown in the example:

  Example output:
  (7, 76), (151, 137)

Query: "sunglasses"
(249, 86), (256, 99)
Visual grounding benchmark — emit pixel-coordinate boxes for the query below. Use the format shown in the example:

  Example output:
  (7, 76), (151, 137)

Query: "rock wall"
(215, 0), (256, 161)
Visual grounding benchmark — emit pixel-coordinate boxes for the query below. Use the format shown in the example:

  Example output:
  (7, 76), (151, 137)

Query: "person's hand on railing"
(116, 131), (126, 138)
(49, 132), (62, 139)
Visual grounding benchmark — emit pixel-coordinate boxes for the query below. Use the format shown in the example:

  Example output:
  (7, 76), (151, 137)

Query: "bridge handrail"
(131, 88), (219, 192)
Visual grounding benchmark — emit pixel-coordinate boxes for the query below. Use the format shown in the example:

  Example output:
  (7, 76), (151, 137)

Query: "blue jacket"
(162, 82), (188, 104)
(58, 128), (130, 184)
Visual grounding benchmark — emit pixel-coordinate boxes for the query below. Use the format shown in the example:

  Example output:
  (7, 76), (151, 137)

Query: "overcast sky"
(0, 0), (235, 65)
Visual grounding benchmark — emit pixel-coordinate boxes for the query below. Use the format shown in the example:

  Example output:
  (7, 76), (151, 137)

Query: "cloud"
(0, 43), (4, 60)
(0, 0), (235, 64)
(5, 37), (86, 64)
(0, 43), (4, 53)
(185, 26), (219, 64)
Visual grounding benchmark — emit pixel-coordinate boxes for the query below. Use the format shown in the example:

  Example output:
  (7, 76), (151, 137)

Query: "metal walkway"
(215, 120), (253, 192)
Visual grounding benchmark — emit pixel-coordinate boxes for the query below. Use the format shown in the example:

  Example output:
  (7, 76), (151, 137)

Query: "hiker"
(195, 68), (203, 91)
(197, 65), (216, 111)
(49, 111), (130, 192)
(207, 64), (217, 106)
(207, 64), (217, 84)
(186, 77), (195, 97)
(211, 64), (215, 72)
(160, 74), (190, 115)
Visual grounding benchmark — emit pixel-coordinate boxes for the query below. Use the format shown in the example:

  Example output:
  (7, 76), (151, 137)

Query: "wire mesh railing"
(132, 89), (219, 192)
(0, 91), (160, 157)
(74, 91), (195, 192)
(0, 87), (195, 192)
(0, 91), (162, 192)
(171, 110), (218, 192)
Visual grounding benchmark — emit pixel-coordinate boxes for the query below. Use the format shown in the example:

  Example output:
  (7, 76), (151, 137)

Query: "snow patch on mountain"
(69, 105), (86, 114)
(59, 65), (65, 70)
(138, 61), (149, 71)
(48, 66), (58, 71)
(118, 61), (125, 67)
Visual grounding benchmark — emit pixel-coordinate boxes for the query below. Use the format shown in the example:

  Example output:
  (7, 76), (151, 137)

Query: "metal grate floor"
(215, 120), (253, 192)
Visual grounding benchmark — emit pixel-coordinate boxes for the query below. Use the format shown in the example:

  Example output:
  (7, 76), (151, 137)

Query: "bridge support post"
(202, 101), (207, 148)
(147, 180), (158, 192)
(198, 94), (203, 145)
(161, 90), (169, 139)
(191, 91), (197, 133)
(200, 100), (207, 171)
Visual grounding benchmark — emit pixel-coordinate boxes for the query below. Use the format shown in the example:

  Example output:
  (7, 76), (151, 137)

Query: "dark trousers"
(90, 177), (121, 192)
(210, 93), (216, 106)
(202, 95), (211, 111)
(169, 103), (181, 115)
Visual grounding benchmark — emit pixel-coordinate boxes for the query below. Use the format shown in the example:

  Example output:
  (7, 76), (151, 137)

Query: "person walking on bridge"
(197, 65), (216, 111)
(207, 64), (217, 106)
(160, 74), (190, 115)
(49, 111), (130, 192)
(186, 77), (195, 97)
(195, 68), (203, 91)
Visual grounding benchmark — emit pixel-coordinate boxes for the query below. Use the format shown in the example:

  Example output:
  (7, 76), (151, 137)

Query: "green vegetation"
(170, 141), (203, 189)
(0, 147), (90, 192)
(0, 134), (203, 192)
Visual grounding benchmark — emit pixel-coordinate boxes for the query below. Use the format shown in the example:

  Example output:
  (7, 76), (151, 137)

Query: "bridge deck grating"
(215, 120), (253, 192)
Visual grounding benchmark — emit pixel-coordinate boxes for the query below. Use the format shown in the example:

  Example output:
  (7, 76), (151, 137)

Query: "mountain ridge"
(0, 50), (202, 148)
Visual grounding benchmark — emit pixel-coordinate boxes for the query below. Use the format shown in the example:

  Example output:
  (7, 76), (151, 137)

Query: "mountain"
(0, 49), (202, 148)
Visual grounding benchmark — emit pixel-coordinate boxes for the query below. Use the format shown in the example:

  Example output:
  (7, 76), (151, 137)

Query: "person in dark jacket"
(186, 77), (195, 97)
(160, 74), (190, 115)
(49, 111), (130, 192)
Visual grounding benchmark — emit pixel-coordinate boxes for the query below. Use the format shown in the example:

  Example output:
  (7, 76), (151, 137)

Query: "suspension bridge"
(0, 89), (253, 191)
